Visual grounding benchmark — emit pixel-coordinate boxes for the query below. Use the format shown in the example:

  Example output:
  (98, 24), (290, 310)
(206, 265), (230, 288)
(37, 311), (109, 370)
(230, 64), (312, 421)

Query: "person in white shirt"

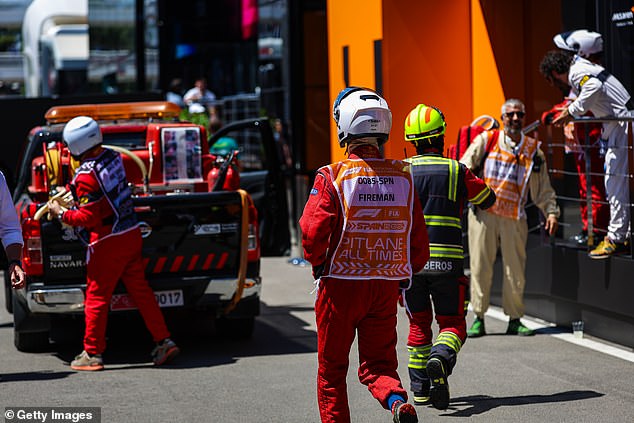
(549, 33), (632, 258)
(183, 77), (216, 107)
(0, 171), (26, 289)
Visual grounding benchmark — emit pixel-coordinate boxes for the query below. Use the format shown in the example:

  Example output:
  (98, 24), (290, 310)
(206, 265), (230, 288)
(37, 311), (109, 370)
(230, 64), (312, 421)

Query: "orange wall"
(327, 0), (383, 162)
(471, 0), (505, 122)
(382, 1), (474, 159)
(327, 0), (563, 162)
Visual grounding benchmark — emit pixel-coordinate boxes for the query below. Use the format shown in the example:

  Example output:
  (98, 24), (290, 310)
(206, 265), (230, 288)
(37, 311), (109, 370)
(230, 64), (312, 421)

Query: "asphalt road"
(1, 257), (633, 422)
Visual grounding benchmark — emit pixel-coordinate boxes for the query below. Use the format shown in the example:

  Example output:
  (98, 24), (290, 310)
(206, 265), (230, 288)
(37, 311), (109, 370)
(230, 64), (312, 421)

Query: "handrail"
(546, 113), (634, 254)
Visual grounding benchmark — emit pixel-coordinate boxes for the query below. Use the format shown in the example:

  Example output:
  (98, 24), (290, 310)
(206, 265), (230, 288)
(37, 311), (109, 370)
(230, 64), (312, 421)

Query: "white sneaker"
(151, 338), (180, 365)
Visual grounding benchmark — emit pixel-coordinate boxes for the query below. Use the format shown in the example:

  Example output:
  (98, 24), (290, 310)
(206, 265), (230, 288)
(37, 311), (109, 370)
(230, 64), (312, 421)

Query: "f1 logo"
(353, 209), (381, 218)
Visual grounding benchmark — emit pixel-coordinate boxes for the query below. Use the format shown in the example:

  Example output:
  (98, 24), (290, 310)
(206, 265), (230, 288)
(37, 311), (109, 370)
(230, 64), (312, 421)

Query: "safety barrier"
(541, 114), (633, 257)
(459, 115), (634, 348)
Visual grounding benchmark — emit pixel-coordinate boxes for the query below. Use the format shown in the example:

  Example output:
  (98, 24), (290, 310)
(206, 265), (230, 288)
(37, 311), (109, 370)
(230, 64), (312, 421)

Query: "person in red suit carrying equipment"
(402, 104), (496, 410)
(47, 116), (179, 371)
(540, 30), (609, 247)
(300, 87), (429, 423)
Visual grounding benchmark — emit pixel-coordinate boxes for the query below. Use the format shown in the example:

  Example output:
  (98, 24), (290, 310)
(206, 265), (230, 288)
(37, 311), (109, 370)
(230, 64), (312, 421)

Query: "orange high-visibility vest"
(483, 131), (540, 220)
(323, 158), (415, 280)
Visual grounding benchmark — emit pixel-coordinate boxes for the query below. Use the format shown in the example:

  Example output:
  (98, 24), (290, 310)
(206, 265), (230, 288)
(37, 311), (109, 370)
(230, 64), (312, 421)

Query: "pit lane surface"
(1, 257), (633, 422)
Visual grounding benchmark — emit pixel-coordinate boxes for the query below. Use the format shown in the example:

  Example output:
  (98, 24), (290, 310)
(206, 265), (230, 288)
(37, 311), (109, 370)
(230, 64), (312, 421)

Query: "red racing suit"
(403, 152), (495, 397)
(542, 100), (608, 239)
(61, 148), (170, 355)
(300, 145), (429, 423)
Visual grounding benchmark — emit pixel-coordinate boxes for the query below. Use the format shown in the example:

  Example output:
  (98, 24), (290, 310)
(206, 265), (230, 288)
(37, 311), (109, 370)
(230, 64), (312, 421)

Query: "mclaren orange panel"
(327, 0), (383, 162)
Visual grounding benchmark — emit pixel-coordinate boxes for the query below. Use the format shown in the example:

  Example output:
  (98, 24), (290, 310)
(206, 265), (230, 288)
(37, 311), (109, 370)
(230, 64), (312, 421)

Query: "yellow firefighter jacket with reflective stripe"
(406, 154), (491, 272)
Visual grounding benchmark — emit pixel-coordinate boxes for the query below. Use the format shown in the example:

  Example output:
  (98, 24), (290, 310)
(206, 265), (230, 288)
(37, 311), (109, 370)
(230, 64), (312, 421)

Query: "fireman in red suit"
(540, 50), (609, 246)
(48, 116), (179, 371)
(300, 87), (429, 423)
(402, 104), (496, 410)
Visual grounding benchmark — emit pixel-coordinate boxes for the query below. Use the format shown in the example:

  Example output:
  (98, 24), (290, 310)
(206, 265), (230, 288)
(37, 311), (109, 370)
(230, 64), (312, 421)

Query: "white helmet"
(332, 87), (392, 147)
(553, 29), (603, 58)
(63, 116), (102, 156)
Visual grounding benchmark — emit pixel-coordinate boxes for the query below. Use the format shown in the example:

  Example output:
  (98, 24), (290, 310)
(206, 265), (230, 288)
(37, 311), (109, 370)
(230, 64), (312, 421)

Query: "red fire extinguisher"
(207, 151), (240, 191)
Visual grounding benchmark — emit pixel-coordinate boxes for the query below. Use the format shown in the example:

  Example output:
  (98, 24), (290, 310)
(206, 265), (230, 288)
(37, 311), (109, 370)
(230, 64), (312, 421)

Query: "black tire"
(14, 330), (50, 352)
(216, 316), (255, 339)
(12, 293), (50, 352)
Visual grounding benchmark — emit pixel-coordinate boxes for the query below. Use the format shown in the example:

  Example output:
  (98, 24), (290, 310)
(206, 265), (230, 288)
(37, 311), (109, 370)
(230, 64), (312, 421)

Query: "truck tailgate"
(134, 191), (244, 278)
(40, 191), (246, 283)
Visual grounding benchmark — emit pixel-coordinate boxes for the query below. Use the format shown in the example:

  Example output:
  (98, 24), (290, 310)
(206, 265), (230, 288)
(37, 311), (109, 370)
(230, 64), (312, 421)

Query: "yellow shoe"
(589, 237), (628, 259)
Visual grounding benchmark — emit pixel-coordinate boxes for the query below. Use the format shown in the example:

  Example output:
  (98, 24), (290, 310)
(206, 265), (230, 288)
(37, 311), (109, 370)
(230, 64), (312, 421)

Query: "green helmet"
(210, 137), (238, 156)
(404, 104), (446, 145)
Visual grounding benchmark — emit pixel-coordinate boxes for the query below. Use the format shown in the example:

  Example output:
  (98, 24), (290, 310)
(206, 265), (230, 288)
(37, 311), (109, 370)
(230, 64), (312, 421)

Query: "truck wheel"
(4, 271), (12, 314)
(12, 293), (50, 352)
(14, 330), (50, 352)
(216, 316), (255, 339)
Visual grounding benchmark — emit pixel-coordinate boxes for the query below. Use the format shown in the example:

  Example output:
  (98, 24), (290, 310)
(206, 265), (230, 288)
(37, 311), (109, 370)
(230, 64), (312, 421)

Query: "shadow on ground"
(436, 390), (604, 417)
(46, 301), (317, 370)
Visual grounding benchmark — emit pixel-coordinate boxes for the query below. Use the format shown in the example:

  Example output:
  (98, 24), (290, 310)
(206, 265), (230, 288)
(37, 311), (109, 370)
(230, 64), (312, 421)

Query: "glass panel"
(88, 0), (136, 94)
(145, 0), (159, 92)
(103, 131), (147, 149)
(212, 128), (266, 172)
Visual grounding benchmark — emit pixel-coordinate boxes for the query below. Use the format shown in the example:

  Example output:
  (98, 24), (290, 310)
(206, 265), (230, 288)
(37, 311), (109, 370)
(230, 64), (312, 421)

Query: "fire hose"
(33, 145), (149, 220)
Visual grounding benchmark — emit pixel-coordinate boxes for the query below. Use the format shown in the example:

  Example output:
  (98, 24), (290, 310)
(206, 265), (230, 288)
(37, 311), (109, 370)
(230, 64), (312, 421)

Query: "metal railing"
(543, 114), (634, 256)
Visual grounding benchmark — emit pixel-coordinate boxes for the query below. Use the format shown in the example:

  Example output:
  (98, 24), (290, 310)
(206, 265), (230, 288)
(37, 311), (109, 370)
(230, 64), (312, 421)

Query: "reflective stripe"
(408, 344), (431, 370)
(411, 157), (459, 201)
(424, 214), (461, 229)
(449, 158), (458, 202)
(429, 243), (463, 259)
(433, 331), (463, 354)
(483, 134), (539, 220)
(469, 185), (491, 205)
(409, 154), (466, 260)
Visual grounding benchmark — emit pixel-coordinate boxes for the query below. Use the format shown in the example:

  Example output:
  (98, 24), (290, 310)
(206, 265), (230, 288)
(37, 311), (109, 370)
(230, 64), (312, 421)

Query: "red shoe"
(392, 400), (418, 423)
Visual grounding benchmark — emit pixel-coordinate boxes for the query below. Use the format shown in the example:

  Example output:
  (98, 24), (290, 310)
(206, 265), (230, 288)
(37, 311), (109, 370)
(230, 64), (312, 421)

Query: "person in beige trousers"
(460, 99), (560, 337)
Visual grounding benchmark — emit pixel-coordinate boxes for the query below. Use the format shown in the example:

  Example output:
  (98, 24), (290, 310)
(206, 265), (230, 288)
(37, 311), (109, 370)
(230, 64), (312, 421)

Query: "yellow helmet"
(404, 104), (446, 144)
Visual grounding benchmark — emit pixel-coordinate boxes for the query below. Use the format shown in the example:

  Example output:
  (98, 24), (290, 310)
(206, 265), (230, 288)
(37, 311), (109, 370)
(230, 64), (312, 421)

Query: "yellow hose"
(223, 189), (250, 315)
(33, 188), (73, 220)
(103, 144), (148, 185)
(34, 145), (148, 220)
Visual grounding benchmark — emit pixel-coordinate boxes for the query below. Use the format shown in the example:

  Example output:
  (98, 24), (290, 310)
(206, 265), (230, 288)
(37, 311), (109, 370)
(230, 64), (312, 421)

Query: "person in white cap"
(547, 30), (632, 258)
(553, 29), (604, 63)
(541, 31), (609, 247)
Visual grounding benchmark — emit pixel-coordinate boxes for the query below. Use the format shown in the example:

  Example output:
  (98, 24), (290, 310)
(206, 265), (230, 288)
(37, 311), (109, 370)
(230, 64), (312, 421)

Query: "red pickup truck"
(7, 101), (288, 351)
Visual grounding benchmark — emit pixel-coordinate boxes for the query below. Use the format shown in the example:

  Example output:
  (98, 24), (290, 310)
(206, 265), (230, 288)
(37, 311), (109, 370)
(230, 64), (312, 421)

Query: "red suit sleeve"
(299, 171), (339, 266)
(409, 189), (429, 274)
(62, 170), (113, 228)
(463, 166), (496, 210)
